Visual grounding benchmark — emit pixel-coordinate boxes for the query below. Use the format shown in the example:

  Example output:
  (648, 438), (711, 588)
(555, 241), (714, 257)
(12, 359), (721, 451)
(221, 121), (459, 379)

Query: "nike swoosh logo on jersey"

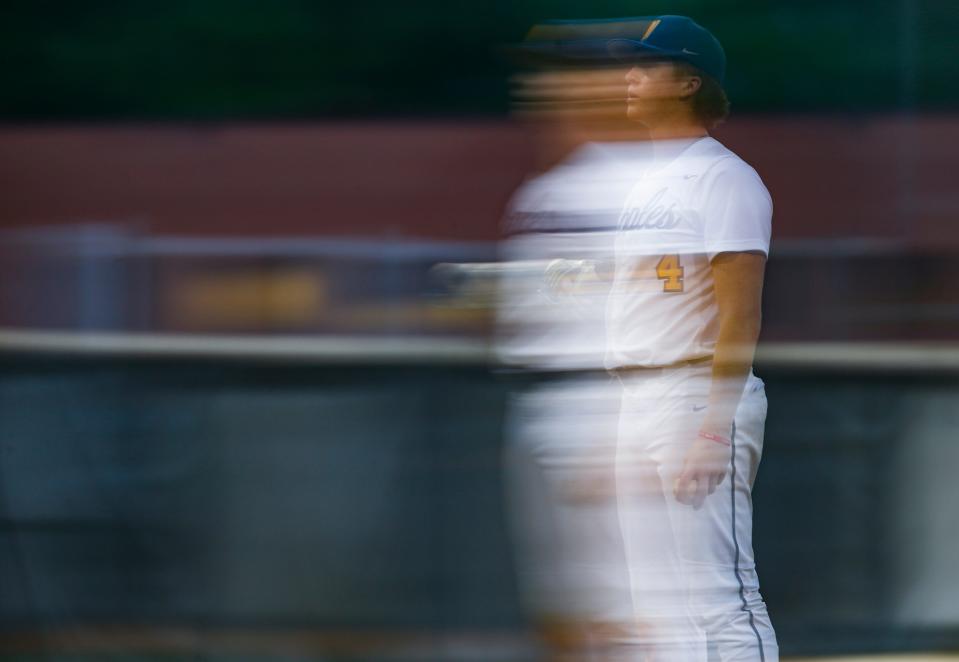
(684, 174), (697, 179)
(692, 404), (707, 412)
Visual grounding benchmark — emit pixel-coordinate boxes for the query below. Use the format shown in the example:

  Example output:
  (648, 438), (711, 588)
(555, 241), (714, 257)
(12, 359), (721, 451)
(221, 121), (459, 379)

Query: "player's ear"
(680, 74), (702, 99)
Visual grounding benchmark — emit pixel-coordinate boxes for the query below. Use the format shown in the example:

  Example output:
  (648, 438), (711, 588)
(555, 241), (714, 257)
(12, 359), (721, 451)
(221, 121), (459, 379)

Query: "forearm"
(701, 313), (761, 437)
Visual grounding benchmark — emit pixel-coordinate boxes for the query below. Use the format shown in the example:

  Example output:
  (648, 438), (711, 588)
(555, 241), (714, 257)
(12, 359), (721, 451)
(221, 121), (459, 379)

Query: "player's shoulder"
(696, 138), (768, 189)
(681, 139), (773, 222)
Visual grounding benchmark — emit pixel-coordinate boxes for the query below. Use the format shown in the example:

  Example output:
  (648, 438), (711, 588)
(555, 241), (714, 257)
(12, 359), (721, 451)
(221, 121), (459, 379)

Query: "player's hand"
(673, 435), (731, 509)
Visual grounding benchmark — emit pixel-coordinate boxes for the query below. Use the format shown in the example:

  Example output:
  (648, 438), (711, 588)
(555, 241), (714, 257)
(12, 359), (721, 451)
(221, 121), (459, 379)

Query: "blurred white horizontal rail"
(0, 329), (487, 365)
(3, 329), (959, 372)
(754, 342), (959, 372)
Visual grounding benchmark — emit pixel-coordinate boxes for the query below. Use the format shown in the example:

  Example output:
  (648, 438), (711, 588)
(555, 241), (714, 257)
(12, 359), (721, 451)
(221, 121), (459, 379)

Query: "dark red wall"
(1, 117), (957, 245)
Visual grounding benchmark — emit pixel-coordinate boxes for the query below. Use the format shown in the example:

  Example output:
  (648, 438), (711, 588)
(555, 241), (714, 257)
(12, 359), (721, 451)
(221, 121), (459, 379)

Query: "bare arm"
(674, 250), (766, 508)
(701, 251), (766, 436)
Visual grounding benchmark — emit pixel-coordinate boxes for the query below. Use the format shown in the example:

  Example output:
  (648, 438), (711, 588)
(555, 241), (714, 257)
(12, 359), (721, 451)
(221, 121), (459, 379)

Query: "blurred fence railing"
(4, 224), (959, 342)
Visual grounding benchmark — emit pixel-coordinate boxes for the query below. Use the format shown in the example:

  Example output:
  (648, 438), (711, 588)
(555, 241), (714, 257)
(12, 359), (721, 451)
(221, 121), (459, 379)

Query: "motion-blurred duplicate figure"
(604, 16), (778, 661)
(497, 20), (654, 662)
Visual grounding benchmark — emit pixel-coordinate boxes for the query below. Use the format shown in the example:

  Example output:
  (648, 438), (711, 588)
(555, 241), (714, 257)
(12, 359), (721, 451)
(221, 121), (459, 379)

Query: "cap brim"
(606, 38), (678, 62)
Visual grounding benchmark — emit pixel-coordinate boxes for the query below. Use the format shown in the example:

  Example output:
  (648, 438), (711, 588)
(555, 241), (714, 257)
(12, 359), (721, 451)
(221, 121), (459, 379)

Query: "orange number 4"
(656, 254), (684, 292)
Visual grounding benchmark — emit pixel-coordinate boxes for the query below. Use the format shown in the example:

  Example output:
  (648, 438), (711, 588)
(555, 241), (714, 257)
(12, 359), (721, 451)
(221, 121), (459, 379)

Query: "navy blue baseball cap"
(607, 15), (726, 84)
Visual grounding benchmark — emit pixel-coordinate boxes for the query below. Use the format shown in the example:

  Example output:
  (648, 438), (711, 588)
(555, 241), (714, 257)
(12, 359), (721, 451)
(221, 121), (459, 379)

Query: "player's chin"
(625, 100), (646, 122)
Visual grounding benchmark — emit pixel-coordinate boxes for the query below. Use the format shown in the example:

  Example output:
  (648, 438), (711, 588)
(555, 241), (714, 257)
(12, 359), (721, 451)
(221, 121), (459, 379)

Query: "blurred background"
(1, 0), (959, 660)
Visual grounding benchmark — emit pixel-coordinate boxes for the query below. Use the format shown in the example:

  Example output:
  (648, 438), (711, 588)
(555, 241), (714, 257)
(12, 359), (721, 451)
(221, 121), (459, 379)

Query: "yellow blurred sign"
(166, 267), (328, 329)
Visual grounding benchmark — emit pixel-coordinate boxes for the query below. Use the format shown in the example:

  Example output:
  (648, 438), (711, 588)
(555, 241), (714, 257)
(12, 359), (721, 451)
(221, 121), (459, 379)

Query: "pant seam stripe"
(730, 420), (766, 661)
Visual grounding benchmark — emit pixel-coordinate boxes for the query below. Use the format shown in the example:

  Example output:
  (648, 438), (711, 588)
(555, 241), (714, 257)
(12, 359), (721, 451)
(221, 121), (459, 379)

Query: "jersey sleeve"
(699, 159), (772, 260)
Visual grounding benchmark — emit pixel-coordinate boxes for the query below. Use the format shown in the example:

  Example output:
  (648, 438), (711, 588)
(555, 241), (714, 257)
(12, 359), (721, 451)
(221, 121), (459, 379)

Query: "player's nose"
(624, 67), (641, 84)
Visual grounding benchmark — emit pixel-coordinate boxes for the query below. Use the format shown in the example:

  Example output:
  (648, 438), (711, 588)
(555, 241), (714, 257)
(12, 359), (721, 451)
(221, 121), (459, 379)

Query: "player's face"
(625, 60), (698, 123)
(511, 66), (633, 123)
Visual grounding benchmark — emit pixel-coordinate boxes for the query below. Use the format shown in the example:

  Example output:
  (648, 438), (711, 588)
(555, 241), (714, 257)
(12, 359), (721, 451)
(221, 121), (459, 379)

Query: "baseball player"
(602, 15), (779, 662)
(495, 21), (659, 661)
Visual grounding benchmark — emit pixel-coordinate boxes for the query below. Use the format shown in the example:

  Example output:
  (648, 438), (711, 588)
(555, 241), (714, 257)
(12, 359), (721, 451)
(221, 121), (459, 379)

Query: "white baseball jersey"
(496, 141), (651, 371)
(605, 136), (772, 369)
(497, 143), (653, 629)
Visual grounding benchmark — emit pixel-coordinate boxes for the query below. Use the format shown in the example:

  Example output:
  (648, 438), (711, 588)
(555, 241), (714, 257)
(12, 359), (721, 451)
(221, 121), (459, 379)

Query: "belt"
(609, 355), (712, 378)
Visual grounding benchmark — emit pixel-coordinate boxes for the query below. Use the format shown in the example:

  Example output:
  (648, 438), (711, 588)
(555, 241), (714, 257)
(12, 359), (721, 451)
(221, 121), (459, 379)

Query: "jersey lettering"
(619, 188), (683, 230)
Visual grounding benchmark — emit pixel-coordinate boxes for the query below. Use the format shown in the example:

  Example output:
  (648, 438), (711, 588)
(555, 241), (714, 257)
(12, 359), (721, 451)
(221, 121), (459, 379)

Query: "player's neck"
(645, 123), (709, 141)
(642, 108), (709, 141)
